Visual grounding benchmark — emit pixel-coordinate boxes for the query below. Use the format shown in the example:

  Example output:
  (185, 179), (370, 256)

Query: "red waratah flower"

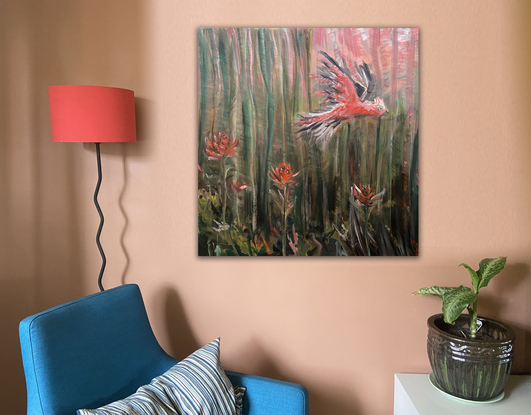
(205, 132), (239, 160)
(228, 177), (251, 193)
(269, 162), (299, 189)
(352, 184), (385, 208)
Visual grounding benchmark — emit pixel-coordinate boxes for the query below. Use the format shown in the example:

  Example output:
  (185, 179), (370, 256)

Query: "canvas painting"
(198, 28), (419, 256)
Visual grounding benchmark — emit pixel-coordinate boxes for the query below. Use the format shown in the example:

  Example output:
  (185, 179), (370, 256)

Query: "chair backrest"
(19, 284), (177, 415)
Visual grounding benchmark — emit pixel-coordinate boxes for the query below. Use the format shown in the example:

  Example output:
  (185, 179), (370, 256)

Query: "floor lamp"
(48, 85), (137, 291)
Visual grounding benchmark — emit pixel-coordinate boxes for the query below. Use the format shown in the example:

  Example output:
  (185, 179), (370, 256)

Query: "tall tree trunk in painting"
(258, 29), (274, 233)
(282, 186), (289, 256)
(299, 29), (314, 234)
(221, 157), (228, 224)
(237, 28), (259, 233)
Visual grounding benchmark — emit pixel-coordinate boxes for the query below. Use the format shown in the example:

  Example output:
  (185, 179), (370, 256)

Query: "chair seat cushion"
(77, 338), (245, 415)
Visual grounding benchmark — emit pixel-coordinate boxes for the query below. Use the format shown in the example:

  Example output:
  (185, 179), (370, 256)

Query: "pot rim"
(427, 313), (516, 344)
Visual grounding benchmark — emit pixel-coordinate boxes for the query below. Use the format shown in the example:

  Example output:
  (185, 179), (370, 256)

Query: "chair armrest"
(226, 371), (309, 415)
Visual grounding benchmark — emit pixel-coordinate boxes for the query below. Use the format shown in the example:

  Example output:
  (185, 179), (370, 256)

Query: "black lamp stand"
(93, 143), (106, 291)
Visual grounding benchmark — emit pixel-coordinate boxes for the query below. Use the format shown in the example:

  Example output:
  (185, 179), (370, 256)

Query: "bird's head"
(369, 97), (388, 117)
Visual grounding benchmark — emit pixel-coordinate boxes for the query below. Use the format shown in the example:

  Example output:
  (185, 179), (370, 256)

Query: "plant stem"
(364, 206), (370, 256)
(282, 185), (288, 256)
(470, 300), (478, 339)
(228, 226), (240, 256)
(222, 157), (228, 223)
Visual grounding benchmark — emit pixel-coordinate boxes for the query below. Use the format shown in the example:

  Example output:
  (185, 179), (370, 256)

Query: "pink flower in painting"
(352, 184), (385, 208)
(205, 132), (239, 160)
(228, 177), (251, 193)
(269, 162), (299, 189)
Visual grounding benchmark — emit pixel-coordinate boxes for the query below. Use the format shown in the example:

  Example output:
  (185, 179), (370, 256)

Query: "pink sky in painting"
(311, 28), (418, 131)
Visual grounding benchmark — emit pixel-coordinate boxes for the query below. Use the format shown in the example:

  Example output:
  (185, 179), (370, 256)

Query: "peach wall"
(2, 0), (531, 414)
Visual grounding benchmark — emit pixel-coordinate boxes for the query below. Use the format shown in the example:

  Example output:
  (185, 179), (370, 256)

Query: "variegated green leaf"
(459, 262), (480, 293)
(478, 257), (507, 289)
(414, 286), (456, 299)
(441, 286), (478, 325)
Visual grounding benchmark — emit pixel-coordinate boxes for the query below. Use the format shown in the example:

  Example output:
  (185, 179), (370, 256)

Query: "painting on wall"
(198, 28), (419, 256)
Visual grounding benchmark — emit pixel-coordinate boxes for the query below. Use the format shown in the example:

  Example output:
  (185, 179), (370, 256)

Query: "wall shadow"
(509, 0), (531, 375)
(163, 287), (201, 359)
(0, 281), (35, 414)
(118, 97), (155, 284)
(89, 96), (153, 285)
(162, 289), (364, 414)
(0, 1), (147, 412)
(480, 262), (529, 316)
(230, 339), (363, 414)
(503, 322), (531, 375)
(133, 97), (157, 158)
(479, 262), (530, 373)
(119, 150), (132, 285)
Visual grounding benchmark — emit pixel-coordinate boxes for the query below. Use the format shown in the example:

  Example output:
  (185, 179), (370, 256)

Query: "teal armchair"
(19, 284), (309, 415)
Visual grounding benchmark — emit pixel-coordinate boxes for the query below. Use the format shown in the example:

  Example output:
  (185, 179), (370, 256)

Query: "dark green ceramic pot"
(427, 314), (516, 401)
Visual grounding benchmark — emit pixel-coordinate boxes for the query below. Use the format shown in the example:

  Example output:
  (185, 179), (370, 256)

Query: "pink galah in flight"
(296, 51), (388, 144)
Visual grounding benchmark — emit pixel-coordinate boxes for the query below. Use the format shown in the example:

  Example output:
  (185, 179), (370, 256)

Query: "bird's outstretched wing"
(296, 52), (378, 143)
(353, 61), (377, 102)
(313, 51), (361, 110)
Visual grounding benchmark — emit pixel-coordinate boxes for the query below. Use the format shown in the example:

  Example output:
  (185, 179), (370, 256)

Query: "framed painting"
(198, 28), (419, 256)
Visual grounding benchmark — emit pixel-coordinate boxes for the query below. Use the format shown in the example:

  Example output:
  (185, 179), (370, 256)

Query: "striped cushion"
(77, 338), (245, 415)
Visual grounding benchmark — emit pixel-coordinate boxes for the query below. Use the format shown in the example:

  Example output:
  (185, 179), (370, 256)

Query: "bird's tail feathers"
(296, 111), (343, 144)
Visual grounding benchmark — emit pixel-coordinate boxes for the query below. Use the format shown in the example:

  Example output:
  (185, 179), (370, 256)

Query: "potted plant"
(414, 256), (516, 401)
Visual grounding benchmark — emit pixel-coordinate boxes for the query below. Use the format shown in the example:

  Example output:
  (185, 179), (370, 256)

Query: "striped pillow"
(77, 338), (245, 415)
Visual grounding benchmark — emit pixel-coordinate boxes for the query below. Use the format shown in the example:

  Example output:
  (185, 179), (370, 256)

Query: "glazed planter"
(427, 313), (516, 401)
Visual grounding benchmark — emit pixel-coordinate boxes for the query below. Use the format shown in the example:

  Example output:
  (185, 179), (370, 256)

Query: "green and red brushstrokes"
(198, 28), (419, 256)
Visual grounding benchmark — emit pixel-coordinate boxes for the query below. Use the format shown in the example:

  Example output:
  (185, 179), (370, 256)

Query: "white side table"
(394, 374), (531, 415)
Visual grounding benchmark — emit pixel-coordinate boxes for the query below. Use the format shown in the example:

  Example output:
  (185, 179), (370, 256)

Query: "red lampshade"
(48, 85), (137, 143)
